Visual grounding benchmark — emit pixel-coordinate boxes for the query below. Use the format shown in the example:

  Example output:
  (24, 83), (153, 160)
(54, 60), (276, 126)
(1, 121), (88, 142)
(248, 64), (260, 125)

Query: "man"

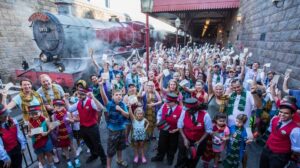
(259, 100), (299, 168)
(90, 74), (108, 104)
(211, 64), (224, 87)
(37, 74), (65, 113)
(227, 79), (256, 128)
(99, 79), (129, 168)
(243, 61), (262, 91)
(161, 60), (176, 89)
(0, 104), (26, 168)
(64, 87), (107, 166)
(175, 98), (212, 168)
(151, 93), (183, 166)
(125, 63), (141, 91)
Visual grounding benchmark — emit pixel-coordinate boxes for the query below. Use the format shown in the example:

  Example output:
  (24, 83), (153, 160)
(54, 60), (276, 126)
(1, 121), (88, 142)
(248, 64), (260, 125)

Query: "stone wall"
(228, 0), (300, 88)
(0, 0), (124, 83)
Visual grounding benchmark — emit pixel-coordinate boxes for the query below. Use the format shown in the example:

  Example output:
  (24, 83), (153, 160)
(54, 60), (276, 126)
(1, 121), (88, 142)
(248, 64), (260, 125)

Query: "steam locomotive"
(16, 1), (167, 89)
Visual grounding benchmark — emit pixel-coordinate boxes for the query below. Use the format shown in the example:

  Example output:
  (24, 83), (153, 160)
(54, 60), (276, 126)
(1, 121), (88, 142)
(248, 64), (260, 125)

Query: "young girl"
(223, 114), (248, 168)
(191, 80), (208, 103)
(51, 99), (80, 168)
(129, 106), (149, 164)
(212, 113), (230, 168)
(28, 105), (56, 168)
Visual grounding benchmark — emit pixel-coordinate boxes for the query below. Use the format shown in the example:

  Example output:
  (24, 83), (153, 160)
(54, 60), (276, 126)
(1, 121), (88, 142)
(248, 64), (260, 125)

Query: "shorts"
(73, 130), (82, 140)
(34, 139), (53, 155)
(107, 130), (126, 157)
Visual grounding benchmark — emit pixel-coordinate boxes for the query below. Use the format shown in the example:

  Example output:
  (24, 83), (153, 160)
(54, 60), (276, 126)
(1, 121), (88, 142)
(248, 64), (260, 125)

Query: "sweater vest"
(266, 117), (298, 154)
(77, 98), (98, 127)
(0, 118), (18, 152)
(183, 111), (206, 141)
(161, 104), (182, 130)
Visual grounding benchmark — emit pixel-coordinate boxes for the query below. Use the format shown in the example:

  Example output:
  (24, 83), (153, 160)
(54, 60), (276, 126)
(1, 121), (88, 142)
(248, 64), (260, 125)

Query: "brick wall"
(229, 0), (300, 88)
(0, 0), (124, 83)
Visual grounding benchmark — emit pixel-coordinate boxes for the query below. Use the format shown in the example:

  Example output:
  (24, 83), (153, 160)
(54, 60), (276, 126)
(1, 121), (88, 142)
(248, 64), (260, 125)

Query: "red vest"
(266, 117), (298, 154)
(183, 111), (206, 141)
(0, 118), (18, 152)
(77, 98), (98, 127)
(161, 104), (182, 130)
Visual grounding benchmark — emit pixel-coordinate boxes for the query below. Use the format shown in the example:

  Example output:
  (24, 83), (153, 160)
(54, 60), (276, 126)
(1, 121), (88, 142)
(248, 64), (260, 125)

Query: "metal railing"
(19, 120), (38, 168)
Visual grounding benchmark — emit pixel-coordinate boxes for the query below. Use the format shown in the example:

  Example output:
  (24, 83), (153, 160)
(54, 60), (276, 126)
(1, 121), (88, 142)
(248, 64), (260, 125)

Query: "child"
(223, 114), (248, 168)
(69, 96), (83, 156)
(99, 79), (129, 168)
(27, 105), (56, 168)
(51, 99), (81, 168)
(129, 106), (149, 163)
(212, 113), (230, 168)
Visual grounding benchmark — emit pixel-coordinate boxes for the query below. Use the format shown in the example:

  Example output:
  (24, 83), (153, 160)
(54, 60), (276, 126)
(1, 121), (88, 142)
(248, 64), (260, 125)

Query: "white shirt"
(68, 98), (99, 112)
(177, 110), (213, 133)
(228, 91), (255, 127)
(156, 104), (178, 122)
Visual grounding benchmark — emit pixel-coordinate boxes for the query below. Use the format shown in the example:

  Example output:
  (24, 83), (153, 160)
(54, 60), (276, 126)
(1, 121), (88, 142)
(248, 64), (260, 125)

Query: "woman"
(1, 78), (49, 122)
(138, 81), (162, 139)
(190, 80), (208, 103)
(160, 79), (183, 106)
(201, 66), (228, 167)
(112, 73), (126, 95)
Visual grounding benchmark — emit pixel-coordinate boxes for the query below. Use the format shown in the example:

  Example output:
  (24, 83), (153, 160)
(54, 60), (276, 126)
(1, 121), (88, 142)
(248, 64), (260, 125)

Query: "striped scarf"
(226, 90), (247, 116)
(223, 126), (244, 168)
(20, 91), (49, 121)
(42, 84), (61, 106)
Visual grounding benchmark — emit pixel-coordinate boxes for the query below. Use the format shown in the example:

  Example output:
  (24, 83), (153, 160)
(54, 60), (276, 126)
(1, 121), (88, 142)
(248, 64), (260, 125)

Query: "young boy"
(99, 79), (129, 168)
(259, 100), (299, 168)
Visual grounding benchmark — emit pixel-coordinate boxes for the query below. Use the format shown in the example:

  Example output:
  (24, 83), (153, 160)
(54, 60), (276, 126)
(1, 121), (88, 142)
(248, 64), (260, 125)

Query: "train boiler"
(16, 0), (147, 89)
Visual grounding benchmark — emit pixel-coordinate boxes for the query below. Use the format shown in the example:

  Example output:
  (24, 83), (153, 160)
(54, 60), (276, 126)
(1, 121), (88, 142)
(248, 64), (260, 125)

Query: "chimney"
(55, 0), (73, 15)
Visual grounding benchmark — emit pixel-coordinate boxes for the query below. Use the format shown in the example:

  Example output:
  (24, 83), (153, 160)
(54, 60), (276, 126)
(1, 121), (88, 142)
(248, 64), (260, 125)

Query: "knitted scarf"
(114, 81), (124, 90)
(226, 90), (247, 116)
(219, 95), (229, 113)
(42, 84), (61, 105)
(223, 126), (244, 168)
(20, 91), (49, 121)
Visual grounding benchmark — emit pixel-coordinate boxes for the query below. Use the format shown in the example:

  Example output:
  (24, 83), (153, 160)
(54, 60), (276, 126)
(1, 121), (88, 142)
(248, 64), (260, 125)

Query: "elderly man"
(37, 74), (65, 113)
(125, 63), (141, 91)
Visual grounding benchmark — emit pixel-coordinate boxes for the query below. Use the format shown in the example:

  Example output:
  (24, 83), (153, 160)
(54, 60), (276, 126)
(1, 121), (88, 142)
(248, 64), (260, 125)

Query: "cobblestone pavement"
(23, 118), (262, 168)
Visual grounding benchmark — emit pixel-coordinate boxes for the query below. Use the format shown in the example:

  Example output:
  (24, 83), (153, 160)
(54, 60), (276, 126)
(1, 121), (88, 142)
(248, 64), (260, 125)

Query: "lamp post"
(175, 17), (181, 49)
(141, 0), (153, 75)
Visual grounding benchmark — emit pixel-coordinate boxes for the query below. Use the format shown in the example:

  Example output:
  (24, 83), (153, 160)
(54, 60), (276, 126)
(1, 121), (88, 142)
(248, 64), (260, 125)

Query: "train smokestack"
(55, 0), (73, 15)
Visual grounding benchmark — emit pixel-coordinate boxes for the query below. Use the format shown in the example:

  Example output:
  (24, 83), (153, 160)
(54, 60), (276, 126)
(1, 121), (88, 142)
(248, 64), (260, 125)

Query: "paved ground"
(21, 117), (262, 168)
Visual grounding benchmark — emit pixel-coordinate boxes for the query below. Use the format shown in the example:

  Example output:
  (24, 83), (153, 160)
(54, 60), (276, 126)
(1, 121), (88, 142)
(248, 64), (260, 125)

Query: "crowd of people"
(0, 43), (299, 168)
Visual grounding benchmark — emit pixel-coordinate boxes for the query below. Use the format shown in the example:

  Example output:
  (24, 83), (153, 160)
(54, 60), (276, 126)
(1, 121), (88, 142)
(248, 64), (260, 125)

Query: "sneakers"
(74, 158), (81, 168)
(142, 156), (147, 164)
(53, 153), (60, 163)
(76, 147), (82, 157)
(133, 156), (139, 163)
(38, 162), (43, 168)
(67, 161), (74, 168)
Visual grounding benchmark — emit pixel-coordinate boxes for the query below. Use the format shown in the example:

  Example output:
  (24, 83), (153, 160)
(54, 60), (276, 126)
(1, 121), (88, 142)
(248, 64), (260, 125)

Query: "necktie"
(192, 113), (197, 125)
(276, 121), (282, 130)
(81, 100), (84, 109)
(167, 107), (173, 117)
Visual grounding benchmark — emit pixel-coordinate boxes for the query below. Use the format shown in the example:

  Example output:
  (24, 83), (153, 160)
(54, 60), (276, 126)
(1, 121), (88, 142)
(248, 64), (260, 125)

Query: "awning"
(152, 0), (240, 12)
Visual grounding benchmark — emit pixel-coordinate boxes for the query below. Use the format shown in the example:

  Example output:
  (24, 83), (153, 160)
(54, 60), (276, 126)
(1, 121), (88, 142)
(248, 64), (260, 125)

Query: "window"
(105, 0), (110, 8)
(260, 33), (266, 41)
